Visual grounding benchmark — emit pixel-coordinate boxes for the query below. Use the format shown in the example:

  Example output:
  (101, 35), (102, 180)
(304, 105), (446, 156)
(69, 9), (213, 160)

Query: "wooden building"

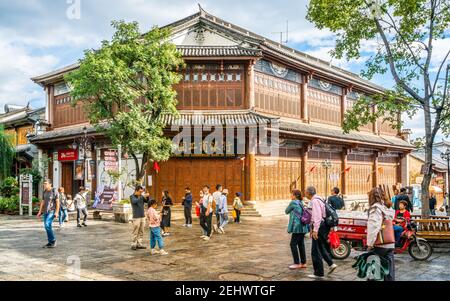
(30, 7), (413, 206)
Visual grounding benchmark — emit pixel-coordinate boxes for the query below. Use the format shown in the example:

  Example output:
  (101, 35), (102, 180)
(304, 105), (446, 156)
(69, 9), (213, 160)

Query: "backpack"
(321, 198), (339, 227)
(295, 201), (312, 225)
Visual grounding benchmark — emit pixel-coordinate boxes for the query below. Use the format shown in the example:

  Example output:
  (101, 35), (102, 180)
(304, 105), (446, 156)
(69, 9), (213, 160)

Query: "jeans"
(150, 227), (164, 249)
(59, 208), (68, 226)
(43, 211), (56, 244)
(290, 233), (306, 265)
(184, 206), (192, 225)
(311, 223), (334, 277)
(219, 213), (229, 229)
(77, 207), (88, 225)
(216, 212), (221, 228)
(373, 247), (395, 281)
(200, 213), (212, 237)
(393, 225), (404, 245)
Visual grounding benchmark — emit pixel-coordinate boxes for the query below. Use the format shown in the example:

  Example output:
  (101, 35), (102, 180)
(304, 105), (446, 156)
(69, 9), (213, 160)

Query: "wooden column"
(301, 73), (312, 122)
(246, 60), (256, 110)
(373, 151), (379, 188)
(248, 154), (256, 202)
(341, 148), (348, 195)
(48, 85), (54, 129)
(301, 145), (309, 193)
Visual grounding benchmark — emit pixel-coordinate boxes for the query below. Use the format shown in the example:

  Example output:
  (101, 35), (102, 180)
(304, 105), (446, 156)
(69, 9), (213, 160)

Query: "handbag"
(231, 209), (237, 219)
(374, 212), (395, 246)
(195, 205), (201, 217)
(297, 202), (312, 225)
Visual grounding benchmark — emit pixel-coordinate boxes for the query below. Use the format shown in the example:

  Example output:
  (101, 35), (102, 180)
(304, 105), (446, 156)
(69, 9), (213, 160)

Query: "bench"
(415, 219), (450, 241)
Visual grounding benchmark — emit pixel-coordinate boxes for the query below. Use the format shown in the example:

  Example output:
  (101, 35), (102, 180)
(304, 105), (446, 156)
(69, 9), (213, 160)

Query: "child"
(233, 192), (243, 224)
(146, 199), (168, 256)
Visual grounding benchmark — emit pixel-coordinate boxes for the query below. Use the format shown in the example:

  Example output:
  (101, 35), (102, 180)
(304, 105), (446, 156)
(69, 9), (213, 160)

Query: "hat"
(236, 192), (243, 197)
(222, 189), (229, 194)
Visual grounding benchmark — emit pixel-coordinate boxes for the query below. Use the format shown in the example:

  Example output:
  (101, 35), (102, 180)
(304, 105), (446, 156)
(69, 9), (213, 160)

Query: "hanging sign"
(58, 149), (78, 161)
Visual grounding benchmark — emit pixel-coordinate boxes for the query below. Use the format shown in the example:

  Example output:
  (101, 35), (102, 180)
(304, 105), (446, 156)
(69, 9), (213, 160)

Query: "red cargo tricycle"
(331, 215), (433, 261)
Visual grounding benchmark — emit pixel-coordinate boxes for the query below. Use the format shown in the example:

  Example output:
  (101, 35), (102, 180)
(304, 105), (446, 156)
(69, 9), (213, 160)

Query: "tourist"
(327, 187), (345, 210)
(130, 185), (149, 250)
(391, 188), (399, 207)
(199, 185), (213, 241)
(394, 188), (413, 212)
(146, 199), (168, 256)
(58, 187), (69, 229)
(429, 192), (437, 215)
(367, 187), (395, 281)
(37, 180), (60, 248)
(212, 184), (223, 233)
(233, 192), (243, 223)
(182, 187), (193, 228)
(444, 193), (449, 210)
(285, 190), (309, 270)
(393, 200), (411, 247)
(74, 187), (89, 228)
(305, 186), (337, 279)
(218, 189), (229, 234)
(161, 191), (173, 237)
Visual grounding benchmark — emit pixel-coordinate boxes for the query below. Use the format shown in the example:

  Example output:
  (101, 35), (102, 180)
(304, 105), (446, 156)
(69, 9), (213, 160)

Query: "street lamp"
(72, 126), (95, 187)
(441, 147), (450, 206)
(322, 159), (332, 200)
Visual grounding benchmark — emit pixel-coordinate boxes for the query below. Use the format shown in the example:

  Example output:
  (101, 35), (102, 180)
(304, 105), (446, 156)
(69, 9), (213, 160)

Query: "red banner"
(58, 149), (78, 161)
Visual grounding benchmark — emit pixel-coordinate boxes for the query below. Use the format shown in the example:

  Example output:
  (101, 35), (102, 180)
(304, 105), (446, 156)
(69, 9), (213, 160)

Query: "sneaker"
(182, 224), (187, 227)
(328, 264), (338, 275)
(136, 246), (147, 250)
(150, 249), (160, 255)
(289, 264), (302, 270)
(200, 235), (207, 239)
(59, 224), (64, 229)
(82, 223), (87, 227)
(187, 224), (193, 228)
(131, 246), (137, 251)
(43, 243), (52, 248)
(160, 249), (169, 256)
(203, 236), (211, 241)
(307, 274), (325, 280)
(218, 227), (224, 234)
(77, 224), (82, 228)
(47, 241), (57, 248)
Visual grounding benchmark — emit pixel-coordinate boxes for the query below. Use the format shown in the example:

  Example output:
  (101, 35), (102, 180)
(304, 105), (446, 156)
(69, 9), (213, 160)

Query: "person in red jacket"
(393, 200), (411, 247)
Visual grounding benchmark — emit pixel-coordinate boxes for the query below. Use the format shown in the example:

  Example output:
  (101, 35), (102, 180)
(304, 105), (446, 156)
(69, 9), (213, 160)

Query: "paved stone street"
(0, 213), (449, 281)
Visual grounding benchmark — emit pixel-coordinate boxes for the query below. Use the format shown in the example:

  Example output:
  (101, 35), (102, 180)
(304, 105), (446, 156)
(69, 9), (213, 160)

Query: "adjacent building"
(29, 7), (413, 208)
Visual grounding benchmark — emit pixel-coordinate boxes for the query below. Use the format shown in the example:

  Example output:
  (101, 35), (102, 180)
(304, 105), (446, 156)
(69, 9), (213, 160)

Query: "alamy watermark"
(66, 0), (81, 20)
(66, 255), (81, 280)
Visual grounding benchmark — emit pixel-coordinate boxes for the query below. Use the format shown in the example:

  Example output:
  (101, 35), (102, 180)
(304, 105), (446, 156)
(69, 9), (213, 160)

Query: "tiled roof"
(177, 45), (262, 57)
(160, 110), (273, 127)
(277, 121), (413, 150)
(410, 151), (448, 171)
(29, 125), (100, 143)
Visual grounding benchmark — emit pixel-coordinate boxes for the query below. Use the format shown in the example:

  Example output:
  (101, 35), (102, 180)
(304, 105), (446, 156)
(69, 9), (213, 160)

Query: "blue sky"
(0, 0), (447, 141)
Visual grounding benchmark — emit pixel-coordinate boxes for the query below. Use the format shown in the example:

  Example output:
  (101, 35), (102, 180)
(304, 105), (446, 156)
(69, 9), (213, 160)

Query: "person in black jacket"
(327, 187), (345, 210)
(394, 188), (413, 212)
(130, 185), (150, 250)
(429, 193), (437, 215)
(182, 187), (193, 228)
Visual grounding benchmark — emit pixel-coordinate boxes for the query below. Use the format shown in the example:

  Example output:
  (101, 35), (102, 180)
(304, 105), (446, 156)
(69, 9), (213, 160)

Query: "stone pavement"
(0, 214), (449, 281)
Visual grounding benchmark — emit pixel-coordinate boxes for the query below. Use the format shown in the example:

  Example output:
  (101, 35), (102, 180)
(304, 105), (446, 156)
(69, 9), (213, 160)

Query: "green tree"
(0, 125), (15, 182)
(66, 21), (184, 182)
(307, 0), (450, 215)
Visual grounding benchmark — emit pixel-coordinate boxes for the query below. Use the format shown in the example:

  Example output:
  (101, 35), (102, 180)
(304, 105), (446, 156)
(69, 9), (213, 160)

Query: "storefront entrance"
(152, 158), (243, 204)
(61, 162), (74, 197)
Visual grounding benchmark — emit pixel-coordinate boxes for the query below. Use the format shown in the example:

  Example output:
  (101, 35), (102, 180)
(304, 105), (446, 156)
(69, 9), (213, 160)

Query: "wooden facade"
(30, 8), (413, 204)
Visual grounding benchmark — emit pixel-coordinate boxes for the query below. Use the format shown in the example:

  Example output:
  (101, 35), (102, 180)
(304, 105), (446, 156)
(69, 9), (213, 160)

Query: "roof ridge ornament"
(198, 3), (206, 17)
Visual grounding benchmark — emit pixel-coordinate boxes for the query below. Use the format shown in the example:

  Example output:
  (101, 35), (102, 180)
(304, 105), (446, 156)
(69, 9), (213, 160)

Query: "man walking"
(429, 192), (437, 216)
(200, 185), (214, 241)
(37, 180), (60, 248)
(74, 187), (89, 228)
(130, 185), (150, 250)
(182, 187), (193, 228)
(212, 184), (223, 233)
(327, 187), (345, 210)
(306, 186), (337, 279)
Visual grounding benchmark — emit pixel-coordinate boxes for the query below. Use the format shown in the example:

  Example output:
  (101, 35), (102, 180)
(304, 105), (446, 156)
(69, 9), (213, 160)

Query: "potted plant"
(112, 199), (132, 223)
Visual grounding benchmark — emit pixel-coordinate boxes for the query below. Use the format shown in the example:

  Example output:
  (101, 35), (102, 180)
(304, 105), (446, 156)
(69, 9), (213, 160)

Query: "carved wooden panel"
(255, 157), (302, 201)
(307, 88), (341, 126)
(306, 160), (342, 197)
(254, 72), (301, 118)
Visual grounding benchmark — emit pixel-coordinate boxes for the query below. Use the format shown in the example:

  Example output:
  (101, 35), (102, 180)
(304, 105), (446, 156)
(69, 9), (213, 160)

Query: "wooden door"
(154, 158), (242, 204)
(61, 162), (74, 198)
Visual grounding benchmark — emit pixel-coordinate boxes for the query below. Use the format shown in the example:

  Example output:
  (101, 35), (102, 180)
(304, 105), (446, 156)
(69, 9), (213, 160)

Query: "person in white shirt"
(199, 185), (214, 241)
(212, 184), (223, 233)
(74, 187), (89, 228)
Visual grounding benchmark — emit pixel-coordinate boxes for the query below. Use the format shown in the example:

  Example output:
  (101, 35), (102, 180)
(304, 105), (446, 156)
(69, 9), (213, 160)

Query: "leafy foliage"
(65, 21), (185, 181)
(0, 177), (19, 198)
(0, 126), (15, 181)
(307, 0), (450, 215)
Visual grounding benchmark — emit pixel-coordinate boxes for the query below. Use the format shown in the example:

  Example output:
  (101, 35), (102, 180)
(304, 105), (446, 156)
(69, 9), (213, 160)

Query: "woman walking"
(233, 192), (243, 224)
(367, 187), (396, 281)
(58, 187), (69, 228)
(161, 191), (173, 237)
(285, 190), (309, 270)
